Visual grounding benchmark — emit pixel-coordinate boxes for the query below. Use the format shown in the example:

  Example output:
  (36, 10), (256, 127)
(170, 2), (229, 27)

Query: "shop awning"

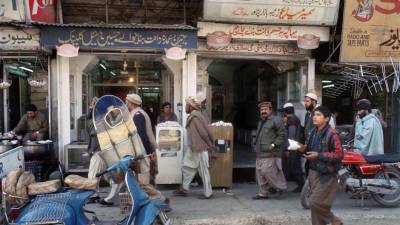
(36, 22), (197, 50)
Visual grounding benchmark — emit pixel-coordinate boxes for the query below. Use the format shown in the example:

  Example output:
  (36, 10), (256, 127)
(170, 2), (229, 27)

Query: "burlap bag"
(64, 174), (97, 190)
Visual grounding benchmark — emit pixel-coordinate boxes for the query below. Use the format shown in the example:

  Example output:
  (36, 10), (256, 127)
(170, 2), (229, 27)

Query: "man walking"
(354, 99), (384, 155)
(125, 93), (157, 184)
(299, 106), (343, 225)
(282, 103), (304, 192)
(174, 96), (214, 199)
(253, 101), (287, 200)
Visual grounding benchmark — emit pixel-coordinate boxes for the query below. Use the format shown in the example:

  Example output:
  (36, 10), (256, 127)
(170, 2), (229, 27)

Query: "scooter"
(300, 147), (400, 209)
(6, 155), (171, 225)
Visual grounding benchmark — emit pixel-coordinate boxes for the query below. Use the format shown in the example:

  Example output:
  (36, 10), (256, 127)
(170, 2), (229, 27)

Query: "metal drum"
(23, 142), (52, 161)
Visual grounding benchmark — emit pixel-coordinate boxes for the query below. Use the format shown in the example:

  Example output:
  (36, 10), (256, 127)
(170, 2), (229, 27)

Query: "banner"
(25, 0), (57, 23)
(0, 0), (25, 22)
(341, 0), (400, 63)
(198, 22), (330, 42)
(203, 0), (340, 25)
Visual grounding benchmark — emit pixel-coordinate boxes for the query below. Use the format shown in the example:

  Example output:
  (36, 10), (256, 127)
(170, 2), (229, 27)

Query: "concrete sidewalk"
(86, 182), (400, 225)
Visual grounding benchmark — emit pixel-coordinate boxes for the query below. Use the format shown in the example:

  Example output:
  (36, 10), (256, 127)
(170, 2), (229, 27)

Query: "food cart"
(155, 121), (183, 184)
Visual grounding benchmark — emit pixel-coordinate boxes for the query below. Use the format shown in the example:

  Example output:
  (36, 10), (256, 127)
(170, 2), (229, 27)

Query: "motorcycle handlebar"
(95, 154), (151, 177)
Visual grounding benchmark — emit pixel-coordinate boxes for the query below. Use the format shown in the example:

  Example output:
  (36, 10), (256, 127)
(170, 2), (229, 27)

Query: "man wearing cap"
(282, 102), (304, 193)
(125, 93), (157, 184)
(10, 104), (48, 142)
(303, 93), (335, 141)
(354, 99), (384, 155)
(253, 101), (287, 200)
(298, 106), (343, 225)
(174, 96), (214, 199)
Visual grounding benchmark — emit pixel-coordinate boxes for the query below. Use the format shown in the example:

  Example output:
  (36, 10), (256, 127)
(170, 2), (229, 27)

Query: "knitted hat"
(185, 96), (201, 109)
(126, 93), (142, 105)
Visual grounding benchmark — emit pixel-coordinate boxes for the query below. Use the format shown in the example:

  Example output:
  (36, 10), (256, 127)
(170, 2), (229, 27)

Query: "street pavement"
(86, 182), (400, 225)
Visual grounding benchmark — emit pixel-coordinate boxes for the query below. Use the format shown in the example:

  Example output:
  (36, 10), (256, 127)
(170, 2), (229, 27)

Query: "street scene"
(1, 1), (400, 225)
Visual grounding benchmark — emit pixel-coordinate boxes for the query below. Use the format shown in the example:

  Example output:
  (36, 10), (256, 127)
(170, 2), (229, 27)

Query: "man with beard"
(303, 93), (335, 141)
(299, 106), (343, 225)
(354, 99), (384, 155)
(282, 103), (304, 192)
(252, 101), (287, 200)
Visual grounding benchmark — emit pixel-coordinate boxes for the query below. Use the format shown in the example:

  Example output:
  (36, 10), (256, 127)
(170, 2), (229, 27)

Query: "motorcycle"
(300, 148), (400, 209)
(5, 155), (171, 225)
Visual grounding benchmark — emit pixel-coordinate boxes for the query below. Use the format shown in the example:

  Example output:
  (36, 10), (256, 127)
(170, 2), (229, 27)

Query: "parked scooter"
(301, 147), (400, 209)
(6, 155), (171, 225)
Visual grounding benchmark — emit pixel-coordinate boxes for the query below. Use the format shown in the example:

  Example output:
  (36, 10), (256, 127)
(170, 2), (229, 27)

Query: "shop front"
(39, 23), (197, 169)
(197, 0), (340, 169)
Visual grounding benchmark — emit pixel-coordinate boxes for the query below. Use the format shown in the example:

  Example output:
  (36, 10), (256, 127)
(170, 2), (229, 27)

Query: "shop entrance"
(206, 59), (306, 170)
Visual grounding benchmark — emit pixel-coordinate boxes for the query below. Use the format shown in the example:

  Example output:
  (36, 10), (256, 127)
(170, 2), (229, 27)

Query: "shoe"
(87, 196), (100, 204)
(268, 188), (277, 194)
(198, 194), (213, 199)
(331, 216), (343, 225)
(173, 188), (188, 197)
(252, 194), (268, 200)
(99, 199), (114, 206)
(292, 186), (303, 193)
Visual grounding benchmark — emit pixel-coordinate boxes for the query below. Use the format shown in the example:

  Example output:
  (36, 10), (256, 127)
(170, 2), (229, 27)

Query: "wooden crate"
(208, 125), (234, 188)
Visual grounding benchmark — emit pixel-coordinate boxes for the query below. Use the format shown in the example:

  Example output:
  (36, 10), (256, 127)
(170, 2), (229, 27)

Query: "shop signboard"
(203, 0), (340, 25)
(198, 22), (330, 42)
(341, 0), (400, 63)
(0, 27), (40, 50)
(0, 0), (25, 22)
(40, 27), (197, 49)
(25, 0), (57, 23)
(198, 40), (309, 56)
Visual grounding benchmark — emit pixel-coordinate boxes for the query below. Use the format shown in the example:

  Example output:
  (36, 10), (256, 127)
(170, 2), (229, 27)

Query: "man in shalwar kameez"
(174, 96), (214, 199)
(354, 99), (384, 156)
(252, 101), (287, 199)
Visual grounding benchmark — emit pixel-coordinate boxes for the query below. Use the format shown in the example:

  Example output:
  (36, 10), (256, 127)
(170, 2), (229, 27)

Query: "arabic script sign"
(198, 40), (308, 56)
(0, 28), (40, 50)
(198, 22), (329, 42)
(40, 27), (197, 49)
(203, 0), (340, 25)
(341, 0), (400, 63)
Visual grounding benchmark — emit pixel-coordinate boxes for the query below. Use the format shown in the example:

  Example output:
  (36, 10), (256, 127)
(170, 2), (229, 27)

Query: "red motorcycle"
(301, 148), (400, 209)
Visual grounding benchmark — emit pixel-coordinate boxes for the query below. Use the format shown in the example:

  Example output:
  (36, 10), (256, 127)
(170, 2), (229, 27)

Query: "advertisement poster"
(341, 0), (400, 63)
(25, 0), (57, 23)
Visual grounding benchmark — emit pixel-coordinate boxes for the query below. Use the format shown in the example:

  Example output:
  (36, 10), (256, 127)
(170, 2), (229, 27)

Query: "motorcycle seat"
(364, 153), (400, 164)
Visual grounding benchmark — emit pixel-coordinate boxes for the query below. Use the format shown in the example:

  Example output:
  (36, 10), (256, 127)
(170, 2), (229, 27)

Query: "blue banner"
(40, 27), (197, 49)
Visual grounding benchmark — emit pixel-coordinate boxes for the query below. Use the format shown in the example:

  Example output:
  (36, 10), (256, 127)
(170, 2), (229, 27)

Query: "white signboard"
(203, 0), (340, 25)
(0, 0), (25, 22)
(198, 40), (309, 56)
(198, 22), (330, 42)
(0, 146), (25, 179)
(0, 28), (40, 50)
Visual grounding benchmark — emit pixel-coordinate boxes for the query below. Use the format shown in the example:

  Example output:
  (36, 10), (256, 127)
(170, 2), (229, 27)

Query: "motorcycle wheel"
(300, 180), (310, 210)
(151, 210), (172, 225)
(371, 167), (400, 207)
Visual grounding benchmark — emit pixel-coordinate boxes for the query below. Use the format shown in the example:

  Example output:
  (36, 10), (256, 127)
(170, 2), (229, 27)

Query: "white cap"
(283, 102), (293, 108)
(304, 93), (318, 102)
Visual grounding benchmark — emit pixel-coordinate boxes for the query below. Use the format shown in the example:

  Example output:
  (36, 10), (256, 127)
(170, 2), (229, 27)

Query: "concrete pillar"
(56, 55), (71, 163)
(182, 53), (197, 128)
(161, 56), (183, 124)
